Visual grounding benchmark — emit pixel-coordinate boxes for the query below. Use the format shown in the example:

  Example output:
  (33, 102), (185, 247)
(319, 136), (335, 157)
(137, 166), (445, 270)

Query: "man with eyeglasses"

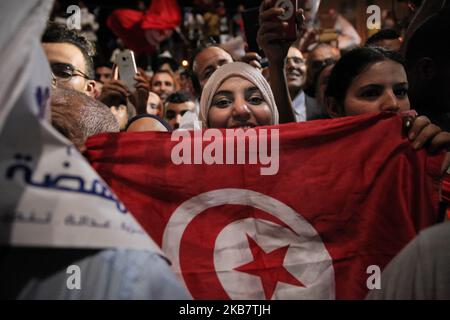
(304, 43), (340, 97)
(285, 47), (308, 122)
(301, 43), (340, 121)
(42, 23), (97, 98)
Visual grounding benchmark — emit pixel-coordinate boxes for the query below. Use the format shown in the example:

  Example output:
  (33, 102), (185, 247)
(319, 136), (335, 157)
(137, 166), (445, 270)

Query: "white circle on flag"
(162, 189), (335, 299)
(275, 0), (294, 21)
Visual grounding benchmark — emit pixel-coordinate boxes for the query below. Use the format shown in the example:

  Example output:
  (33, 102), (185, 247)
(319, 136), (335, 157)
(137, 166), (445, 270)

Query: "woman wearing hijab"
(199, 62), (279, 129)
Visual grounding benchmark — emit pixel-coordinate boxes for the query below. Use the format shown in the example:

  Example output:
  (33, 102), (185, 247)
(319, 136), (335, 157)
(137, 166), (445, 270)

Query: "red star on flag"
(234, 234), (305, 299)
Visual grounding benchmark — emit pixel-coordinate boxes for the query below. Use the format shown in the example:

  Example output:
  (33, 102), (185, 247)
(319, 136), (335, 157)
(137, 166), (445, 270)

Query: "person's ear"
(325, 97), (343, 118)
(85, 80), (97, 98)
(415, 57), (437, 81)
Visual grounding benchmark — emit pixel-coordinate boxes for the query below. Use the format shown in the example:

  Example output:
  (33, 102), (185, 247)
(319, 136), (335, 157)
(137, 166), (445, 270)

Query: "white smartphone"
(116, 49), (138, 91)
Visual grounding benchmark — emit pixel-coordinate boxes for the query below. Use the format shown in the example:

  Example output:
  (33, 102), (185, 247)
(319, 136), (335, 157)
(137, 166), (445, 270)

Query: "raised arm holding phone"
(257, 0), (305, 124)
(98, 49), (150, 116)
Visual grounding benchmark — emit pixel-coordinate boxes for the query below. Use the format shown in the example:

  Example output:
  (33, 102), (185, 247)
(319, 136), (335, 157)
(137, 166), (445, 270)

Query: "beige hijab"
(199, 62), (279, 128)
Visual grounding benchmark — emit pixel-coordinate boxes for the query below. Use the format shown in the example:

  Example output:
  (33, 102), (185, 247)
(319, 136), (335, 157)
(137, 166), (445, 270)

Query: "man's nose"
(174, 114), (182, 128)
(286, 58), (298, 71)
(286, 58), (294, 68)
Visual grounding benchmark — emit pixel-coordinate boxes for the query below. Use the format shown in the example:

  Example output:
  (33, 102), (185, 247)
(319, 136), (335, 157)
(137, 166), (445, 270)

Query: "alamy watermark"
(367, 5), (382, 30)
(366, 265), (381, 290)
(66, 5), (81, 30)
(66, 264), (81, 290)
(171, 122), (280, 176)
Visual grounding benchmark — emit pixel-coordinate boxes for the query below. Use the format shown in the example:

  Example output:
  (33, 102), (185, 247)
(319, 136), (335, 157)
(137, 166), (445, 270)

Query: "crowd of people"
(1, 0), (450, 300)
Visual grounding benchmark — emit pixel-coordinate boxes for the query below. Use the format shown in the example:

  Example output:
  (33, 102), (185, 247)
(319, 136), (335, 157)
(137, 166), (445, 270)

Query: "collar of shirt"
(293, 90), (306, 122)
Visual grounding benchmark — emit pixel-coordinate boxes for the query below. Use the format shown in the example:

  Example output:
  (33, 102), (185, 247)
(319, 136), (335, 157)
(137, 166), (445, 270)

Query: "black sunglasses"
(51, 63), (91, 81)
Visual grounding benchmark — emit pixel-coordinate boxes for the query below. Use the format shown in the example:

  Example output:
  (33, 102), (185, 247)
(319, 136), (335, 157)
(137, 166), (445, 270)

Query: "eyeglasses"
(310, 58), (337, 71)
(50, 63), (91, 81)
(285, 57), (306, 65)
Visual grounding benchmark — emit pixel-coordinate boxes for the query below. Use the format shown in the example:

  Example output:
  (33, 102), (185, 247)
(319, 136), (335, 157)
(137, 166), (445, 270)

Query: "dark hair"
(405, 7), (450, 71)
(365, 29), (401, 46)
(326, 46), (405, 106)
(95, 60), (113, 70)
(42, 23), (95, 79)
(165, 91), (192, 105)
(311, 59), (337, 95)
(405, 0), (424, 8)
(152, 56), (179, 73)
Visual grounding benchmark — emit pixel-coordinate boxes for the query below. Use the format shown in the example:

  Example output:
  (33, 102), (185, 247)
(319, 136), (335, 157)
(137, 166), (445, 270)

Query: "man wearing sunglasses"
(304, 43), (340, 97)
(42, 23), (97, 98)
(301, 43), (340, 121)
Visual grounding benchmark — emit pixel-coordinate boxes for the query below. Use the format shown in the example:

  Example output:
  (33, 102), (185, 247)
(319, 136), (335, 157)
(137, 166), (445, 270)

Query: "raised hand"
(97, 79), (129, 108)
(129, 71), (150, 115)
(257, 0), (305, 64)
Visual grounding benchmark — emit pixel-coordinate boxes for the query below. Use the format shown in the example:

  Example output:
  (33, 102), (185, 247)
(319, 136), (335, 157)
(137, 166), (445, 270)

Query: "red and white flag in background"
(107, 0), (181, 55)
(86, 112), (444, 299)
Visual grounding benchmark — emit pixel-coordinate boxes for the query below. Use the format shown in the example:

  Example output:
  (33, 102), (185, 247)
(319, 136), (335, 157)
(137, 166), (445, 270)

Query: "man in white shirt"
(286, 46), (329, 122)
(285, 47), (307, 122)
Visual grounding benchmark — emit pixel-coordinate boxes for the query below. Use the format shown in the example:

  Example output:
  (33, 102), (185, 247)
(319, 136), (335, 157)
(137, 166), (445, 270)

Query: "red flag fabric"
(85, 112), (443, 300)
(107, 0), (181, 55)
(440, 173), (450, 219)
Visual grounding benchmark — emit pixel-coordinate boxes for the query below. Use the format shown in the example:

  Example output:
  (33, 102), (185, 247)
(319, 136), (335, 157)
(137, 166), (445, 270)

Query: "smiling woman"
(200, 62), (279, 129)
(324, 46), (450, 155)
(325, 47), (409, 117)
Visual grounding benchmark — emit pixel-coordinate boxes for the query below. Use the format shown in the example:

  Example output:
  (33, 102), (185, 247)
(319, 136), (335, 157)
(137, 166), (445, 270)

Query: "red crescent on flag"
(162, 189), (335, 300)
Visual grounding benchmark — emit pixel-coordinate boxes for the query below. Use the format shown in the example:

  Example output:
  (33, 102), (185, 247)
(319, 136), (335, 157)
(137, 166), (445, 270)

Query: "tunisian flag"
(107, 0), (181, 55)
(85, 113), (443, 300)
